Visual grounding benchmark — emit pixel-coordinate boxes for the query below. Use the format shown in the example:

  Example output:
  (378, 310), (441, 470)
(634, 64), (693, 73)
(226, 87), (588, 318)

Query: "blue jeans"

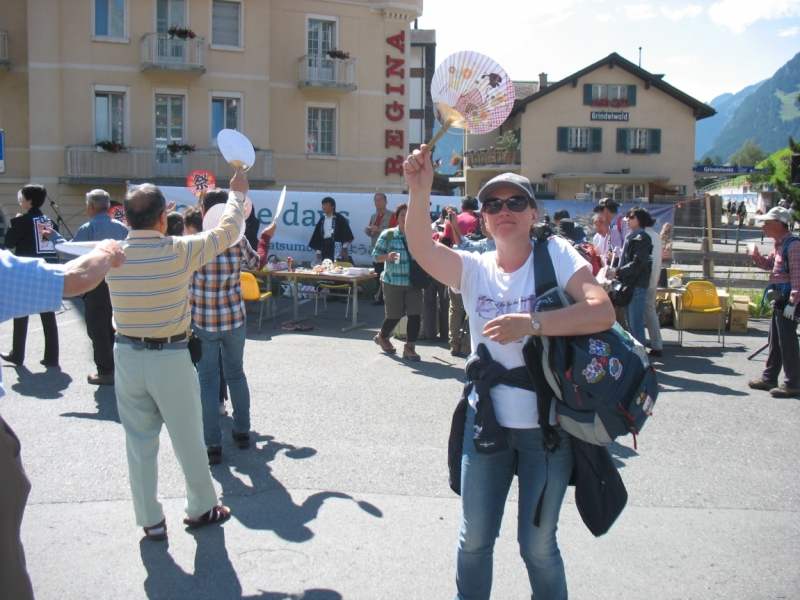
(456, 406), (573, 600)
(624, 286), (648, 347)
(194, 323), (251, 447)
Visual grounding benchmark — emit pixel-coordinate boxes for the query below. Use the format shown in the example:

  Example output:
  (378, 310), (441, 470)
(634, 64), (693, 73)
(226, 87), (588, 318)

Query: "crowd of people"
(2, 153), (798, 599)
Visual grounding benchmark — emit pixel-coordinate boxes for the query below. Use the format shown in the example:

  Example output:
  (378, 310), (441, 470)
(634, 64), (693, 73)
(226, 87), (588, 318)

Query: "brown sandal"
(183, 505), (231, 529)
(143, 518), (167, 540)
(374, 334), (396, 354)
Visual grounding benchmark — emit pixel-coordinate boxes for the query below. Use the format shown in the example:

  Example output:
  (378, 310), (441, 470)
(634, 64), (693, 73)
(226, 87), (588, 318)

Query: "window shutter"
(583, 84), (593, 105)
(212, 0), (240, 46)
(557, 127), (568, 152)
(590, 128), (602, 153)
(649, 129), (661, 153)
(616, 128), (628, 153)
(627, 85), (636, 106)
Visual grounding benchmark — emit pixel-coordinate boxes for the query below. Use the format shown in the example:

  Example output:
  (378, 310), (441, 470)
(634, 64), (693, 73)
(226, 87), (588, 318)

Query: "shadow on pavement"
(9, 365), (73, 399)
(211, 432), (382, 543)
(139, 529), (343, 599)
(608, 441), (639, 469)
(61, 385), (120, 423)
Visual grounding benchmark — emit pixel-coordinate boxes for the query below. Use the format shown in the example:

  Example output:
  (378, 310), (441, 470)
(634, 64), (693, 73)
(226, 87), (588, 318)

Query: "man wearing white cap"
(747, 206), (800, 398)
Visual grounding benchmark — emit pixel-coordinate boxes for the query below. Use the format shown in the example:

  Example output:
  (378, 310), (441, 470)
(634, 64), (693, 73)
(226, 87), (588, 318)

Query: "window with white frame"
(95, 0), (125, 38)
(557, 126), (602, 153)
(157, 0), (185, 32)
(211, 96), (240, 147)
(95, 89), (126, 144)
(308, 18), (335, 56)
(628, 129), (649, 153)
(212, 0), (241, 47)
(569, 127), (590, 151)
(307, 107), (335, 155)
(155, 94), (184, 145)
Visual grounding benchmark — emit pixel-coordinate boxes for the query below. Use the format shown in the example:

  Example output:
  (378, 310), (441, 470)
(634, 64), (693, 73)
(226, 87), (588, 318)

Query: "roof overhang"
(545, 172), (671, 181)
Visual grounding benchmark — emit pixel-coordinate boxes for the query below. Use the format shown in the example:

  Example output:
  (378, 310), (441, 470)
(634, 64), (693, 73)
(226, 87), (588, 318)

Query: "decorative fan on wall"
(426, 51), (516, 148)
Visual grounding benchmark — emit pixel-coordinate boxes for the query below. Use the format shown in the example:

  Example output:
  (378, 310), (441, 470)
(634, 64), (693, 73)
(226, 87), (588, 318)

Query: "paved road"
(1, 296), (798, 599)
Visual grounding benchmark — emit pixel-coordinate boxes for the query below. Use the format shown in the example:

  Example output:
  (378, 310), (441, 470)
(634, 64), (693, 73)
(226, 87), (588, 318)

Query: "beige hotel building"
(0, 0), (427, 234)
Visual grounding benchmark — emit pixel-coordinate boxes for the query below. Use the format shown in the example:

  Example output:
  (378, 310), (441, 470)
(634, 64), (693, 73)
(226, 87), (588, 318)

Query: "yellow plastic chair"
(315, 262), (353, 318)
(241, 272), (273, 333)
(679, 281), (725, 347)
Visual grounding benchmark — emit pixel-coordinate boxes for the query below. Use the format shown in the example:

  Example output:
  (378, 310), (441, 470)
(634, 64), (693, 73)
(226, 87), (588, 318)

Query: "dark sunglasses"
(481, 195), (530, 214)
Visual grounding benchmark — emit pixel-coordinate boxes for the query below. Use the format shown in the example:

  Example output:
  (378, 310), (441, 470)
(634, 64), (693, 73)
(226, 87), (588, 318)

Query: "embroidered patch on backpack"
(589, 338), (611, 357)
(609, 358), (622, 380)
(582, 358), (606, 383)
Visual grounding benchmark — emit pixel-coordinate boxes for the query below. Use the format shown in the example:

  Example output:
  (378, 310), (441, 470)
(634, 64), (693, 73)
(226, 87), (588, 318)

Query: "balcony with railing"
(298, 54), (356, 91)
(141, 33), (205, 74)
(0, 30), (9, 70)
(63, 147), (274, 185)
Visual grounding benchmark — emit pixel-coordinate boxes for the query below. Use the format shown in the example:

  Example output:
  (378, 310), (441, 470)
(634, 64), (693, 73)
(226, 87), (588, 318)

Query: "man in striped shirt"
(190, 189), (260, 465)
(105, 171), (247, 539)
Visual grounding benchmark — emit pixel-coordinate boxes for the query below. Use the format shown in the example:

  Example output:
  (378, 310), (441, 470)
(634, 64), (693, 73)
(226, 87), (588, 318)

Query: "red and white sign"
(186, 170), (216, 196)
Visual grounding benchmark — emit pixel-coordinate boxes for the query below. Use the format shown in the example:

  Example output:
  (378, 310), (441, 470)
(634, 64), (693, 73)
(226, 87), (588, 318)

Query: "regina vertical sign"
(384, 31), (406, 175)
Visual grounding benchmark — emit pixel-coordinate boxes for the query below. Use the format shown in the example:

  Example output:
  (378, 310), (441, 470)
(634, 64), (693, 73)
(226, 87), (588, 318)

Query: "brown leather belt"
(121, 332), (187, 344)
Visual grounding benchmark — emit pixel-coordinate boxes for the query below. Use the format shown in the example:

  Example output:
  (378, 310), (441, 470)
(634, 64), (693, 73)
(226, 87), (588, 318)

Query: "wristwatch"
(530, 312), (542, 336)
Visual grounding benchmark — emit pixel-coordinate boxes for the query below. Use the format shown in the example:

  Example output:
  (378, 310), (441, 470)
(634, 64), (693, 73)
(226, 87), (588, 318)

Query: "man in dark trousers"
(45, 189), (129, 385)
(0, 240), (126, 600)
(309, 197), (354, 263)
(748, 207), (800, 398)
(1, 184), (60, 368)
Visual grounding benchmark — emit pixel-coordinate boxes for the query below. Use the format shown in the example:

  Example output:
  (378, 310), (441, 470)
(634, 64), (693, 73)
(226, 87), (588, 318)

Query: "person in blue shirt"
(45, 189), (129, 385)
(0, 241), (125, 600)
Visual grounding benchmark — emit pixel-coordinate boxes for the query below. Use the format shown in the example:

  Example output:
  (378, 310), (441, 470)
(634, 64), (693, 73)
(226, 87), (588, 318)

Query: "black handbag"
(608, 279), (635, 307)
(399, 236), (432, 288)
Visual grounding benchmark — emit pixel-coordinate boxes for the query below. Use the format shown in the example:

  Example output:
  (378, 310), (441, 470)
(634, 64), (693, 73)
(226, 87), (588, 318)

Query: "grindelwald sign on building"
(590, 111), (629, 122)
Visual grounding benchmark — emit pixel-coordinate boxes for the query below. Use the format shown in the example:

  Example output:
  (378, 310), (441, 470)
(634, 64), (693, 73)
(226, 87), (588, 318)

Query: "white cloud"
(663, 55), (699, 65)
(661, 5), (703, 20)
(708, 0), (800, 34)
(619, 4), (658, 19)
(596, 12), (616, 22)
(778, 26), (799, 36)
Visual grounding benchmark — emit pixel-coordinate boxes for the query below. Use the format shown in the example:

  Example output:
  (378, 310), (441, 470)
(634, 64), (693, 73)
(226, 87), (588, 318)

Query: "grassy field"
(725, 287), (771, 317)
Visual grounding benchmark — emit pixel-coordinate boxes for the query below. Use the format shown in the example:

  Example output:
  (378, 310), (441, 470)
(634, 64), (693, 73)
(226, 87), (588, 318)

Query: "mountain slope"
(703, 51), (800, 162)
(695, 82), (763, 158)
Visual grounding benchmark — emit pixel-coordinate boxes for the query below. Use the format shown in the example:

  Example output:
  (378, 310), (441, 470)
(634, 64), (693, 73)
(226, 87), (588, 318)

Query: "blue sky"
(417, 0), (800, 104)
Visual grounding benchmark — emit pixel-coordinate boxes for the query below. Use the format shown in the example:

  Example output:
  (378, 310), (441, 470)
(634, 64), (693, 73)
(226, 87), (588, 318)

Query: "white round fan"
(217, 129), (256, 172)
(427, 51), (516, 147)
(203, 203), (244, 246)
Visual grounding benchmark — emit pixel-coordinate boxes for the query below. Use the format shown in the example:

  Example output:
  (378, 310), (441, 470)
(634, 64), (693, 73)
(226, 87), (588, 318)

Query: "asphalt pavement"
(1, 295), (798, 599)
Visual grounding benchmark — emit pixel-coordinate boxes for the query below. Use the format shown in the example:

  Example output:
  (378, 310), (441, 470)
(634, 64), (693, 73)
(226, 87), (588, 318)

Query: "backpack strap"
(779, 236), (800, 274)
(533, 238), (558, 298)
(617, 215), (623, 233)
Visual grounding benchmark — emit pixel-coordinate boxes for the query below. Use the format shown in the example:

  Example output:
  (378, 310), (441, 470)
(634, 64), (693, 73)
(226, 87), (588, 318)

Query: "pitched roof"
(510, 52), (716, 121)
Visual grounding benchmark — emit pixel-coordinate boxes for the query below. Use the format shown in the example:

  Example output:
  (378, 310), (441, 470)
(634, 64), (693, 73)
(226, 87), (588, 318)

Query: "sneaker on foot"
(88, 373), (115, 385)
(748, 378), (778, 391)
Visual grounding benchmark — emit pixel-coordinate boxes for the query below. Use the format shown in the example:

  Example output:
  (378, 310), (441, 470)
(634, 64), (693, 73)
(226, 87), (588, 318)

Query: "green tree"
(713, 155), (723, 165)
(729, 139), (767, 166)
(700, 156), (714, 166)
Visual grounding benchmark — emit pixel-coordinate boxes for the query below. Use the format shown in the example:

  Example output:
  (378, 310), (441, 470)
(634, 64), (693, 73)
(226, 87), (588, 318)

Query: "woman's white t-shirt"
(457, 236), (589, 429)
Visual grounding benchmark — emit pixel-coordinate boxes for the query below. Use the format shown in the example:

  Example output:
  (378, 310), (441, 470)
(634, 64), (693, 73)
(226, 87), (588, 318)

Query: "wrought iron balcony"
(63, 146), (274, 185)
(298, 54), (356, 91)
(0, 30), (9, 70)
(141, 33), (205, 74)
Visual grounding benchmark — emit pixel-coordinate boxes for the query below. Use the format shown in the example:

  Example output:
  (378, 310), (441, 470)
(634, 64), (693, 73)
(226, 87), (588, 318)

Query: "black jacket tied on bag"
(447, 343), (534, 494)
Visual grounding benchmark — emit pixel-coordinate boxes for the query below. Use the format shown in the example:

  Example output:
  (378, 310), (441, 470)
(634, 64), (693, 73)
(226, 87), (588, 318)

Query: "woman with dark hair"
(1, 185), (60, 367)
(609, 206), (654, 347)
(371, 203), (424, 361)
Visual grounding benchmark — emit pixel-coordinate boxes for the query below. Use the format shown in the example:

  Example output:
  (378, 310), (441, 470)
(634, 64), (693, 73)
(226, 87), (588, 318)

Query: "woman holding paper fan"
(403, 147), (615, 600)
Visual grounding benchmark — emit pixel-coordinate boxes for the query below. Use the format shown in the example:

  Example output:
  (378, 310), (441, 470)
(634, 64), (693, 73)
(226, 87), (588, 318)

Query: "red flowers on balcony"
(167, 26), (196, 40)
(96, 140), (126, 153)
(326, 48), (350, 60)
(591, 98), (629, 108)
